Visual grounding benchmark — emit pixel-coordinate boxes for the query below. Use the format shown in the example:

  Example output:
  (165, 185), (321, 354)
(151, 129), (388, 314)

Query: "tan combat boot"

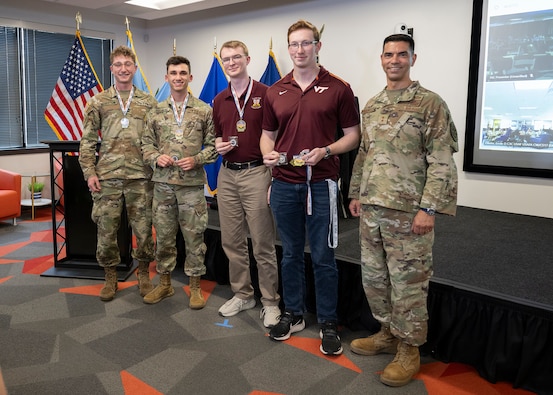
(380, 341), (420, 387)
(189, 276), (206, 310)
(143, 273), (174, 304)
(350, 326), (399, 356)
(99, 266), (118, 302)
(136, 261), (154, 297)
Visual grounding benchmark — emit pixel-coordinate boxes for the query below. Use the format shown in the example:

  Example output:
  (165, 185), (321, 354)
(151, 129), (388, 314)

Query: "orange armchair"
(0, 169), (22, 225)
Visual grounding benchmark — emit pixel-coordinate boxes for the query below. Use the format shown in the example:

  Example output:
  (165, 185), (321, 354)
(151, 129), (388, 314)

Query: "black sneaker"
(269, 311), (305, 341)
(319, 321), (343, 355)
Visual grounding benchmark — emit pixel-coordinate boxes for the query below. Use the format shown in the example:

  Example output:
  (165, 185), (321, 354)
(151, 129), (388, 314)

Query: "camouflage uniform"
(142, 95), (217, 276)
(79, 85), (157, 267)
(349, 81), (458, 346)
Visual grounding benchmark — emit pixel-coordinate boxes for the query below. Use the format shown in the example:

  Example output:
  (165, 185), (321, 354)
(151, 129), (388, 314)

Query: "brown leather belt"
(222, 159), (263, 170)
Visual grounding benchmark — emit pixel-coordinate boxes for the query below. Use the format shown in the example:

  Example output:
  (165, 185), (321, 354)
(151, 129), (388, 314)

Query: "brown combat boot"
(189, 276), (206, 310)
(143, 273), (174, 304)
(380, 341), (420, 387)
(99, 266), (118, 302)
(136, 261), (154, 297)
(350, 326), (399, 356)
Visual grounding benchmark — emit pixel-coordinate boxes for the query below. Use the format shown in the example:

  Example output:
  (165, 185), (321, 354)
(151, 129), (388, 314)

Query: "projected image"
(481, 5), (553, 153)
(465, 0), (553, 177)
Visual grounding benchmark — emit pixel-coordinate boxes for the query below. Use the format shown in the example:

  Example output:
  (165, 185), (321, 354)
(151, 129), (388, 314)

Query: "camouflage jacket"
(142, 95), (217, 186)
(349, 81), (458, 215)
(79, 85), (157, 181)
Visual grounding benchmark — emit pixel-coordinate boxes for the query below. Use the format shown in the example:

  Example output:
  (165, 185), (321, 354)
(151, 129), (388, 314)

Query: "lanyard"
(115, 86), (134, 116)
(231, 78), (253, 121)
(326, 179), (338, 248)
(170, 94), (189, 127)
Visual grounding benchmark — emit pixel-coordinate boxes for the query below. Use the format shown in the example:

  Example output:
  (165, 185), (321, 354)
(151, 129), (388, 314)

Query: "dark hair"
(166, 56), (191, 72)
(383, 34), (415, 53)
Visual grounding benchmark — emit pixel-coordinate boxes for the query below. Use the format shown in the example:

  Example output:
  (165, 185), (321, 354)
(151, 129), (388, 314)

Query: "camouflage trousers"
(359, 205), (434, 346)
(91, 178), (154, 267)
(153, 183), (207, 277)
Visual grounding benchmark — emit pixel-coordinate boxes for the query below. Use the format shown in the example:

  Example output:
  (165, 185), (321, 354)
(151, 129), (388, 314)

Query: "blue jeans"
(270, 178), (338, 323)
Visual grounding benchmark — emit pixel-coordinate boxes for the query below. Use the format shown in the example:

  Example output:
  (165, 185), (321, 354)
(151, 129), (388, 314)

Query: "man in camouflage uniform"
(348, 34), (458, 387)
(142, 56), (217, 309)
(79, 46), (157, 302)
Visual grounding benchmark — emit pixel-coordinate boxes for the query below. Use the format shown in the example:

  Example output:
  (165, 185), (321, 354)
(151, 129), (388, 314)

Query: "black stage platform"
(199, 205), (553, 394)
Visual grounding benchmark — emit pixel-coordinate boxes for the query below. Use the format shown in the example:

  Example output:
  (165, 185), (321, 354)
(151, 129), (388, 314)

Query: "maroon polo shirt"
(213, 79), (268, 163)
(263, 66), (359, 184)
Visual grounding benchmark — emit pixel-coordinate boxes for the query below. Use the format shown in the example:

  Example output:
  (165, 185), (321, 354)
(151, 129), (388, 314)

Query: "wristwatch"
(324, 146), (331, 159)
(420, 207), (436, 216)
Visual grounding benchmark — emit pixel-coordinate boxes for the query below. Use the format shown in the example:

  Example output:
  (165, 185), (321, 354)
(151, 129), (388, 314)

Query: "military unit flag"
(44, 31), (103, 141)
(126, 28), (152, 95)
(199, 52), (228, 196)
(260, 48), (282, 86)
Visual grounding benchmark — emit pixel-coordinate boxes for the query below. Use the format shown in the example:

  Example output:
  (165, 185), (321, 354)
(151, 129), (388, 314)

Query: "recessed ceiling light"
(125, 0), (205, 10)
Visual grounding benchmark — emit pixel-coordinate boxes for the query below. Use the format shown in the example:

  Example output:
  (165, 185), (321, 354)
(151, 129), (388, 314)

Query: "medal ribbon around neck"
(171, 94), (189, 128)
(115, 86), (135, 117)
(231, 77), (253, 127)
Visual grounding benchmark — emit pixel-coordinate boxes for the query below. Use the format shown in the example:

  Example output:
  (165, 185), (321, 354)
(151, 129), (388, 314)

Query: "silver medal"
(121, 117), (129, 128)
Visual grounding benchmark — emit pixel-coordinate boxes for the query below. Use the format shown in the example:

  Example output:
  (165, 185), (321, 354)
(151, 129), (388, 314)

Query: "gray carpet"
(0, 210), (437, 395)
(0, 206), (543, 394)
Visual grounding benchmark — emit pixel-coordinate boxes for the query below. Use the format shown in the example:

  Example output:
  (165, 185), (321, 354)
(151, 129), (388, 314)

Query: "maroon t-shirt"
(263, 66), (359, 183)
(213, 79), (268, 163)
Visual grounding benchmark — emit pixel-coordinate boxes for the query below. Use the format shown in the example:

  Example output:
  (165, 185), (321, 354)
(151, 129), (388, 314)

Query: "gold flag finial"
(270, 38), (273, 51)
(319, 24), (325, 38)
(125, 17), (130, 31)
(173, 38), (176, 56)
(213, 37), (217, 51)
(75, 12), (82, 31)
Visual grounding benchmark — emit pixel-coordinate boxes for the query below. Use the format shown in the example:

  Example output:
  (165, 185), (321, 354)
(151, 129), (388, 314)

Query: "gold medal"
(236, 119), (247, 132)
(175, 129), (183, 140)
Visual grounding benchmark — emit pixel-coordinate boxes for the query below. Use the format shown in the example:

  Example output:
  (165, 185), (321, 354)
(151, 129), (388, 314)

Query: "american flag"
(44, 32), (103, 141)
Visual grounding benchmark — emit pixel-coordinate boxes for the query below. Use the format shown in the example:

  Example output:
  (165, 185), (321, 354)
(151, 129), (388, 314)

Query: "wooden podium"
(40, 140), (137, 280)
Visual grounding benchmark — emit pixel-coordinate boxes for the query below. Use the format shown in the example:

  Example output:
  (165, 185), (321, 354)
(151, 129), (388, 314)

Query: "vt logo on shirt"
(314, 86), (329, 94)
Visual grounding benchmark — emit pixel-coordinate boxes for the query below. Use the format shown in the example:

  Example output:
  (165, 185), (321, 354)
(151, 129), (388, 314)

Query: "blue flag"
(126, 29), (152, 94)
(260, 49), (282, 86)
(199, 53), (228, 196)
(155, 82), (170, 102)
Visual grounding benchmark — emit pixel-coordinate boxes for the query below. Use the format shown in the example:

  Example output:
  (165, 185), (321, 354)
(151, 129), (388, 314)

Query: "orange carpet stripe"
(283, 336), (362, 373)
(120, 370), (163, 395)
(0, 276), (13, 285)
(249, 391), (285, 395)
(417, 362), (535, 395)
(0, 258), (20, 265)
(22, 255), (54, 274)
(0, 241), (32, 256)
(29, 229), (54, 243)
(60, 281), (138, 296)
(182, 279), (217, 301)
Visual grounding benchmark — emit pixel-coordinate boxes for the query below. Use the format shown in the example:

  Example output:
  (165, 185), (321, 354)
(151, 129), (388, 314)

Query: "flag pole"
(173, 38), (176, 56)
(75, 12), (82, 32)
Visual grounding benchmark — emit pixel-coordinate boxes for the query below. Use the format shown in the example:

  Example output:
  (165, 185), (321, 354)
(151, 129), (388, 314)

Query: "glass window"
(0, 27), (23, 148)
(0, 27), (112, 150)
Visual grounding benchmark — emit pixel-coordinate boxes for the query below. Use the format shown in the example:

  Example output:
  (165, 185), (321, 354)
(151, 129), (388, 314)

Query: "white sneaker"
(218, 296), (256, 317)
(260, 305), (281, 328)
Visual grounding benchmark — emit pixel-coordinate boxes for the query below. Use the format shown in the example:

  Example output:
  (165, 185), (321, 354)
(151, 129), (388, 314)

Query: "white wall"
(1, 0), (552, 218)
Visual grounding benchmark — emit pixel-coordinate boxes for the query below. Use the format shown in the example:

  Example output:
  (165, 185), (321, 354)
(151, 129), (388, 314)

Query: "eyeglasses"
(288, 40), (318, 50)
(221, 54), (245, 64)
(111, 62), (135, 68)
